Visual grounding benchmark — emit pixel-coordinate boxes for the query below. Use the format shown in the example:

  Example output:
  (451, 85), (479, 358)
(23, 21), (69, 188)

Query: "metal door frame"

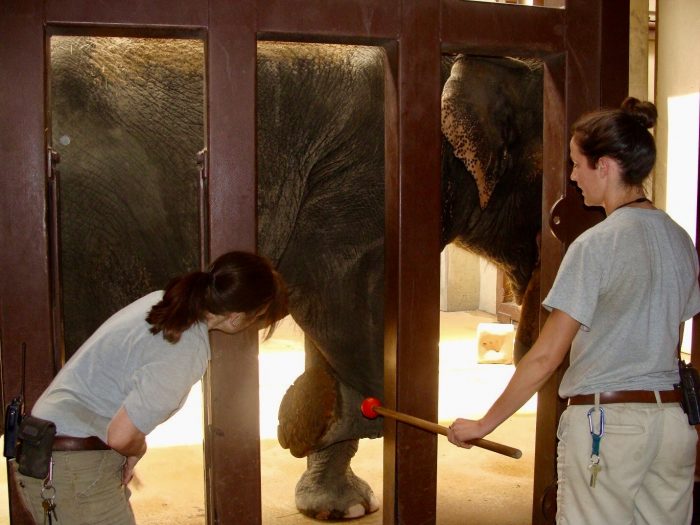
(0, 1), (632, 523)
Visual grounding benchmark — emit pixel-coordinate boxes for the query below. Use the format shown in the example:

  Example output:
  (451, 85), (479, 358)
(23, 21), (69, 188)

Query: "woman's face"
(208, 303), (271, 335)
(569, 137), (603, 207)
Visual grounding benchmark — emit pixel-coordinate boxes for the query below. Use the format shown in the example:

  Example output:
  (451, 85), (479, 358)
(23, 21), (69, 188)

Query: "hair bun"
(621, 96), (657, 129)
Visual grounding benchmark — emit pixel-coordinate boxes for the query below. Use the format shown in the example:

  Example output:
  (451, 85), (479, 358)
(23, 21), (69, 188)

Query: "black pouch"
(675, 360), (700, 425)
(16, 415), (56, 479)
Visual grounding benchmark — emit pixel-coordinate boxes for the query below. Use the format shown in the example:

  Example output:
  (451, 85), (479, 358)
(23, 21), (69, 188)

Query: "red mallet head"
(360, 397), (382, 419)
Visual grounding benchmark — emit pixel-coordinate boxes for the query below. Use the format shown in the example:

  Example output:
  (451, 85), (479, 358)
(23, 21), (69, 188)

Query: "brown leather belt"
(52, 436), (111, 451)
(567, 390), (680, 405)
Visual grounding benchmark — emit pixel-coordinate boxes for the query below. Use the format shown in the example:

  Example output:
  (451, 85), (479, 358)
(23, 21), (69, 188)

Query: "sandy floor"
(123, 415), (535, 525)
(0, 311), (537, 524)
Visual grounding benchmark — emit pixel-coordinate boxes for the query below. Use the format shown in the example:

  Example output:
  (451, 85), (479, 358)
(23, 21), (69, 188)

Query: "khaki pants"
(556, 401), (697, 524)
(15, 449), (135, 525)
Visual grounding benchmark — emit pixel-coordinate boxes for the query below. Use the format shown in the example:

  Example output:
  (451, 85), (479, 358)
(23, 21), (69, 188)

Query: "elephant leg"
(514, 264), (540, 364)
(278, 358), (381, 519)
(295, 439), (379, 520)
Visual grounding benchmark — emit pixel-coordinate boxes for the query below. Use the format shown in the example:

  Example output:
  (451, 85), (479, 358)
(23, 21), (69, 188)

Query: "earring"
(229, 314), (243, 330)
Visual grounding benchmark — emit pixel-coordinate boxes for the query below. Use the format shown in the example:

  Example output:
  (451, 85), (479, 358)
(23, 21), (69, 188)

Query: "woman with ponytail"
(448, 98), (700, 523)
(17, 251), (287, 524)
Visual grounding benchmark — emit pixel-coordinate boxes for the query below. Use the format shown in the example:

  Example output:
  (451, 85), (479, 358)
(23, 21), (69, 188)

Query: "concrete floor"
(0, 311), (538, 524)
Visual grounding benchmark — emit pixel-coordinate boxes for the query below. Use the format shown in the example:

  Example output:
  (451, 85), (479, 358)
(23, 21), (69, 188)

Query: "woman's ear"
(228, 312), (244, 329)
(597, 156), (622, 179)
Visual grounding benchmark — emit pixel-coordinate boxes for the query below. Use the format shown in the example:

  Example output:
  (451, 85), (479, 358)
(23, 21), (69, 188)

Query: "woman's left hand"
(122, 455), (141, 485)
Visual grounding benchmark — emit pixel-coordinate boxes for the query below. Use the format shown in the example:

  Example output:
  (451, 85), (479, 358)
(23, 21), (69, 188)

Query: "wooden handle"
(373, 406), (522, 459)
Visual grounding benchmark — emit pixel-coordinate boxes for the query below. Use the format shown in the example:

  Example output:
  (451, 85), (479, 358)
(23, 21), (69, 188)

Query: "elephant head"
(441, 55), (543, 305)
(441, 55), (543, 210)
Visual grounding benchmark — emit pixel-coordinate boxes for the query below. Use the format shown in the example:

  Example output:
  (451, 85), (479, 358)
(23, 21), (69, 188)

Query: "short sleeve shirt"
(32, 291), (211, 441)
(543, 208), (700, 398)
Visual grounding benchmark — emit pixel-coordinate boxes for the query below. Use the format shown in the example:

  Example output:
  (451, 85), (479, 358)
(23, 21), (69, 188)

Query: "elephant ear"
(441, 55), (539, 209)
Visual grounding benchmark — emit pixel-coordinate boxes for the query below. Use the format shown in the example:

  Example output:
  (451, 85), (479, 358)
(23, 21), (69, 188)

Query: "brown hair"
(146, 251), (288, 343)
(571, 97), (657, 186)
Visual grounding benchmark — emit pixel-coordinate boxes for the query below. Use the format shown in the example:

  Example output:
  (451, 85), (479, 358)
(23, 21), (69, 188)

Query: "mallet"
(360, 397), (522, 459)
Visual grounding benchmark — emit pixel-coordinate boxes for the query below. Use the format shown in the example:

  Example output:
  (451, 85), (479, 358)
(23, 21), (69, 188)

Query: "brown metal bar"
(45, 0), (207, 27)
(565, 0), (633, 129)
(530, 2), (630, 523)
(0, 3), (56, 523)
(533, 51), (567, 525)
(600, 0), (631, 108)
(0, 2), (55, 424)
(383, 1), (442, 523)
(441, 0), (566, 56)
(204, 1), (261, 524)
(565, 0), (604, 119)
(382, 39), (400, 525)
(257, 0), (400, 41)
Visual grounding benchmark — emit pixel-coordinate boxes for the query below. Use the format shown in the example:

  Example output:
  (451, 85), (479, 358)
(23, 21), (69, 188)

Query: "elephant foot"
(296, 439), (379, 520)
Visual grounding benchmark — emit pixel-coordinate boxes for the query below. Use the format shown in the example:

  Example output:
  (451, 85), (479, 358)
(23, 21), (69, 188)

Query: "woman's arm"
(107, 406), (147, 456)
(448, 308), (580, 447)
(107, 406), (148, 484)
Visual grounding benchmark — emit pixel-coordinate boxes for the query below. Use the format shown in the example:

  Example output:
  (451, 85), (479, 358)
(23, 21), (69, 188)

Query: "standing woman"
(447, 97), (700, 523)
(15, 250), (287, 524)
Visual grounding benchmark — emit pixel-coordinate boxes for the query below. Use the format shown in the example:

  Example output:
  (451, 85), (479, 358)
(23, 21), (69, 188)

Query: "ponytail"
(146, 271), (211, 343)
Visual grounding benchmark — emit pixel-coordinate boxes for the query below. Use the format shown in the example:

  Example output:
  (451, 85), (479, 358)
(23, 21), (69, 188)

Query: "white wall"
(654, 0), (700, 353)
(440, 244), (480, 311)
(654, 0), (699, 239)
(439, 245), (498, 315)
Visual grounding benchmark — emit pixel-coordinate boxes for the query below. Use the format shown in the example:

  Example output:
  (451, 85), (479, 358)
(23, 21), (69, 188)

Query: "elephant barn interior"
(1, 1), (699, 525)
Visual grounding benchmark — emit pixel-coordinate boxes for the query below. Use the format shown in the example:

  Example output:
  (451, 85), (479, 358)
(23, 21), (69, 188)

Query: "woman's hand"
(108, 405), (149, 485)
(122, 455), (141, 485)
(447, 418), (488, 449)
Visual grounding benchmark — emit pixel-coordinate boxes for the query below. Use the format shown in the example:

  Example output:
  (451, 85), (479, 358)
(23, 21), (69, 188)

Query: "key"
(42, 498), (57, 525)
(588, 458), (601, 488)
(42, 499), (52, 525)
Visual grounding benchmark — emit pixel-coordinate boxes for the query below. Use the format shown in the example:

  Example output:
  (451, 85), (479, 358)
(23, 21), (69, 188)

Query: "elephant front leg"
(278, 364), (382, 519)
(296, 439), (379, 520)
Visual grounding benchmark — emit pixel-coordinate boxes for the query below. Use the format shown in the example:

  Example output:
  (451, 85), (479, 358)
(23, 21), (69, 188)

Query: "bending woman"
(447, 98), (700, 524)
(16, 250), (287, 524)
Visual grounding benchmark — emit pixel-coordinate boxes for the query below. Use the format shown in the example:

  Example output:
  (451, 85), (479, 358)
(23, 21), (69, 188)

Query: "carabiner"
(587, 406), (605, 438)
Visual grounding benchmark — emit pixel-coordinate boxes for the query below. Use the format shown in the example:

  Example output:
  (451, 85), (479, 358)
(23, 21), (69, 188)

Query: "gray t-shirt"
(543, 207), (700, 398)
(32, 291), (211, 441)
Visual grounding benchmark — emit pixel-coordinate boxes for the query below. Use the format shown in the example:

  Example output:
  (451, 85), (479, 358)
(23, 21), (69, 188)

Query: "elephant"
(49, 37), (542, 520)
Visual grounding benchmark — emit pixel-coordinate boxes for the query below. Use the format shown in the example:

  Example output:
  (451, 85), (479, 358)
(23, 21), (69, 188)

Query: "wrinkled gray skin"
(51, 39), (541, 520)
